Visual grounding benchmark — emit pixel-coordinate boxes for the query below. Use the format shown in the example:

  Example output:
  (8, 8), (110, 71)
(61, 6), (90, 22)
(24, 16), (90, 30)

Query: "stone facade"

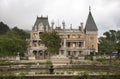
(28, 10), (98, 60)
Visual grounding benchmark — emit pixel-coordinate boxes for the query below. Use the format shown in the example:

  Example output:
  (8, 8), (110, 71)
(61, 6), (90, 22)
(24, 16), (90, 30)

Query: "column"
(83, 41), (85, 48)
(63, 39), (66, 47)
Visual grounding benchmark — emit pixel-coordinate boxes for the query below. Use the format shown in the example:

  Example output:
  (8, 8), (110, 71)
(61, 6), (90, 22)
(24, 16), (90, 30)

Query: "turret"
(62, 21), (65, 30)
(80, 22), (83, 32)
(51, 21), (54, 31)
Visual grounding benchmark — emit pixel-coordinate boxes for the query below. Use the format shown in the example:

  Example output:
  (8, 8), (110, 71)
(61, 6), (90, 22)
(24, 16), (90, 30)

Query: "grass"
(0, 60), (53, 66)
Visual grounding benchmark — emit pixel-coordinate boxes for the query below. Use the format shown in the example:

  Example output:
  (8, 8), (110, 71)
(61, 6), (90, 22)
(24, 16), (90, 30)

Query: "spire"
(85, 7), (98, 31)
(51, 21), (54, 30)
(89, 6), (91, 12)
(62, 20), (65, 30)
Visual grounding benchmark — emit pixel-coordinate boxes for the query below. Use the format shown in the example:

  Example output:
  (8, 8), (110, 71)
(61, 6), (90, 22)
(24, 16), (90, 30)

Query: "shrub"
(45, 60), (52, 65)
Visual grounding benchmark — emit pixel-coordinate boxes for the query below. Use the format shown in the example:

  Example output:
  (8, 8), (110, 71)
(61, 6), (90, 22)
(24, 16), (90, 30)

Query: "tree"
(116, 30), (120, 59)
(40, 31), (61, 56)
(0, 26), (29, 57)
(0, 34), (28, 57)
(0, 22), (10, 35)
(98, 30), (120, 59)
(98, 37), (115, 54)
(12, 27), (30, 39)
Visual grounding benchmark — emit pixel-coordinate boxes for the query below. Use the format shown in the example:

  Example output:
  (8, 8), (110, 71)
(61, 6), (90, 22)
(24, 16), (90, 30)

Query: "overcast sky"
(0, 0), (120, 36)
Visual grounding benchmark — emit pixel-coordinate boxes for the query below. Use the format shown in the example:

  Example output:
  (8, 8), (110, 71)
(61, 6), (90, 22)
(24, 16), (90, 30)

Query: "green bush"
(45, 60), (52, 65)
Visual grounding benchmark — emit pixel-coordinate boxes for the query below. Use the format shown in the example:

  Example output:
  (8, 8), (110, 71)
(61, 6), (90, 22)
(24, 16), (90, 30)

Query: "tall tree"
(0, 33), (28, 57)
(12, 27), (30, 39)
(0, 26), (29, 57)
(99, 30), (120, 58)
(40, 31), (61, 56)
(0, 22), (10, 35)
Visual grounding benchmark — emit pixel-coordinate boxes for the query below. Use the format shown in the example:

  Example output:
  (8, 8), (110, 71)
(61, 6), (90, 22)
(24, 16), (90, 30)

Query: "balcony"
(60, 46), (85, 51)
(30, 46), (46, 50)
(31, 38), (40, 42)
(66, 38), (85, 42)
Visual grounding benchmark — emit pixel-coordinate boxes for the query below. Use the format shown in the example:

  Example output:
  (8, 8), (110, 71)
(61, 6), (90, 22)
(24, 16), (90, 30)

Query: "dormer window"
(38, 23), (44, 30)
(90, 37), (94, 43)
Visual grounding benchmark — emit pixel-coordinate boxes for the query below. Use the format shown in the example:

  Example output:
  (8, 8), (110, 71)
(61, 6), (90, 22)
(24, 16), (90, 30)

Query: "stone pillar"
(63, 39), (67, 56)
(16, 52), (20, 61)
(64, 39), (66, 47)
(80, 22), (83, 32)
(83, 41), (85, 48)
(76, 42), (79, 48)
(51, 21), (54, 31)
(59, 50), (61, 56)
(64, 50), (67, 56)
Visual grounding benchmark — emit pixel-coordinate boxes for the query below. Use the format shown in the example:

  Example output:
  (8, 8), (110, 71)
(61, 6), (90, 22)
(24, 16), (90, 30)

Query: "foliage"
(99, 37), (115, 54)
(0, 22), (10, 35)
(40, 31), (61, 55)
(45, 60), (52, 65)
(0, 22), (29, 57)
(12, 27), (29, 39)
(0, 35), (28, 56)
(98, 30), (120, 55)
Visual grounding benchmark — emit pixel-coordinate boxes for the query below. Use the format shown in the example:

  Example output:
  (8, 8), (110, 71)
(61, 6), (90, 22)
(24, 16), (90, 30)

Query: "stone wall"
(0, 64), (120, 71)
(0, 75), (119, 79)
(0, 56), (18, 61)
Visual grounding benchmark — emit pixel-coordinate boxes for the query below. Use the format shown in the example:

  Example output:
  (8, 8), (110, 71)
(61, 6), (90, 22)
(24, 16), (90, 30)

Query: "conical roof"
(85, 11), (98, 31)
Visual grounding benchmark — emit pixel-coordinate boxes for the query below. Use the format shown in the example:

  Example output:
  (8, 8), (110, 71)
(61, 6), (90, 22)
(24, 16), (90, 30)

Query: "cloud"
(0, 0), (120, 36)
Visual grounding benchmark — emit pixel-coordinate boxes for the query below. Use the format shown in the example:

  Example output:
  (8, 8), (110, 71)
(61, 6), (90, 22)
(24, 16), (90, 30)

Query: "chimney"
(70, 24), (72, 30)
(80, 22), (83, 32)
(51, 21), (54, 31)
(62, 21), (65, 30)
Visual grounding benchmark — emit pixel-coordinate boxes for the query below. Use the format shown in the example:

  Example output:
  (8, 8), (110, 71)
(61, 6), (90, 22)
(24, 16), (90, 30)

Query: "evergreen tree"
(99, 30), (120, 59)
(0, 22), (10, 35)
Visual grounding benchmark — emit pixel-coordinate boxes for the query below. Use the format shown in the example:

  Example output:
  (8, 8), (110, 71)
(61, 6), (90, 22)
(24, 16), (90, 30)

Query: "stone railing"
(0, 56), (17, 61)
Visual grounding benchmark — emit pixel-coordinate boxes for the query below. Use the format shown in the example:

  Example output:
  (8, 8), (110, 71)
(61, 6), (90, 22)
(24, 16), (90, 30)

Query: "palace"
(28, 9), (98, 60)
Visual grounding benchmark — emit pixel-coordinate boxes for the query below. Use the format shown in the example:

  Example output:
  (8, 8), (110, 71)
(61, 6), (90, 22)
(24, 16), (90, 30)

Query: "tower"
(29, 16), (50, 60)
(62, 20), (65, 30)
(85, 7), (98, 53)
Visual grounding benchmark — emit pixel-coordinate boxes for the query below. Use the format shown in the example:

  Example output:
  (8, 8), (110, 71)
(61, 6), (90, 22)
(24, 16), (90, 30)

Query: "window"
(78, 35), (81, 38)
(73, 51), (76, 55)
(79, 42), (82, 47)
(40, 53), (42, 55)
(68, 51), (70, 55)
(73, 42), (76, 47)
(61, 50), (64, 55)
(67, 42), (70, 47)
(38, 41), (41, 46)
(90, 37), (94, 43)
(68, 35), (70, 38)
(34, 44), (37, 47)
(33, 50), (37, 55)
(79, 51), (82, 55)
(33, 33), (37, 38)
(92, 45), (94, 48)
(61, 42), (64, 46)
(73, 35), (76, 38)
